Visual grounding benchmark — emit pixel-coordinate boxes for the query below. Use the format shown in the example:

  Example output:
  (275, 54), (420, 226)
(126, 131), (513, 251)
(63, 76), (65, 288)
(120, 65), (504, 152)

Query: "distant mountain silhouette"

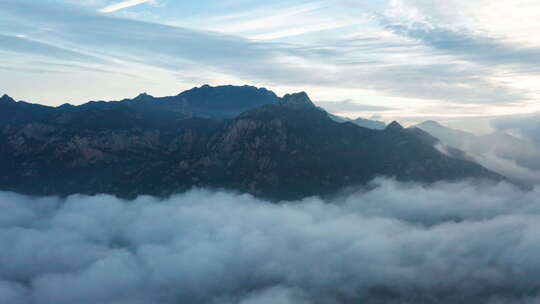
(122, 84), (280, 118)
(0, 85), (502, 200)
(415, 120), (540, 184)
(328, 113), (386, 130)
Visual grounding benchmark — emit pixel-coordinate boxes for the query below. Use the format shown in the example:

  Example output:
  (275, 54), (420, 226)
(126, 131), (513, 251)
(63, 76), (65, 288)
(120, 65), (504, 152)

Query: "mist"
(418, 117), (540, 185)
(1, 179), (540, 304)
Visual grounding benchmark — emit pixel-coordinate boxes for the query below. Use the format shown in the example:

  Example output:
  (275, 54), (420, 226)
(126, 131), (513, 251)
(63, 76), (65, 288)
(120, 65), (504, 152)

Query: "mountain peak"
(133, 92), (154, 102)
(280, 92), (315, 108)
(385, 121), (403, 131)
(0, 94), (15, 103)
(351, 117), (387, 130)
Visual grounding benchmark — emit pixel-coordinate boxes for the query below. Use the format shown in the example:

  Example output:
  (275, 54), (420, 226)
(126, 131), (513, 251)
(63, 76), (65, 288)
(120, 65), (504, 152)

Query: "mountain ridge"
(415, 120), (540, 184)
(0, 85), (503, 200)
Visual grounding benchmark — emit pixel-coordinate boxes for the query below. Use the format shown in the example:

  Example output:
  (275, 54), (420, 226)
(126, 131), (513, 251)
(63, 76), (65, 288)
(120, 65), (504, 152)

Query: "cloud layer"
(1, 179), (540, 304)
(2, 0), (539, 122)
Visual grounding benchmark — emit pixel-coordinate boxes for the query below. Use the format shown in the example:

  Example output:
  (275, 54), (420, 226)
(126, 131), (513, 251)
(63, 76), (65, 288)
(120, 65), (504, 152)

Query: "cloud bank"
(1, 179), (540, 304)
(494, 113), (540, 147)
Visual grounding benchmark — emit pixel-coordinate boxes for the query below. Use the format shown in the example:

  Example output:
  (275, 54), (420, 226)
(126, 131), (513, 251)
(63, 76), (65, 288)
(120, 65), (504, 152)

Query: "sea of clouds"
(1, 178), (540, 304)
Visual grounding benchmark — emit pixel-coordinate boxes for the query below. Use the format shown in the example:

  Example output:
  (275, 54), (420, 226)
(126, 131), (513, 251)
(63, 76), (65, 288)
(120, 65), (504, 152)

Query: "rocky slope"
(0, 86), (502, 200)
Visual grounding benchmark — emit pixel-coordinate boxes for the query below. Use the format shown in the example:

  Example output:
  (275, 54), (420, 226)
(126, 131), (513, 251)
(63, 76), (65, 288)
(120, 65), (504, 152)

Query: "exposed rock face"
(0, 86), (502, 200)
(280, 92), (315, 108)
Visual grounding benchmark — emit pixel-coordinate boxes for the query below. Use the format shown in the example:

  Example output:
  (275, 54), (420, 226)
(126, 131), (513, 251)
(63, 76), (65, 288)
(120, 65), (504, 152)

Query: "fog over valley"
(415, 118), (540, 185)
(2, 179), (540, 304)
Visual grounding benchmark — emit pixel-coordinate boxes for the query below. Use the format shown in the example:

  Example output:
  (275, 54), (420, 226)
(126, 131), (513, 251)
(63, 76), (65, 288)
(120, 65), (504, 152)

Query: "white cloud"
(1, 0), (540, 121)
(99, 0), (153, 13)
(385, 0), (540, 46)
(1, 179), (540, 303)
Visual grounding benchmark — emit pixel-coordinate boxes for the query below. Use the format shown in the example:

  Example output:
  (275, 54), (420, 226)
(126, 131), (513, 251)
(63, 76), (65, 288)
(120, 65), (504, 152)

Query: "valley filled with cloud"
(1, 178), (540, 304)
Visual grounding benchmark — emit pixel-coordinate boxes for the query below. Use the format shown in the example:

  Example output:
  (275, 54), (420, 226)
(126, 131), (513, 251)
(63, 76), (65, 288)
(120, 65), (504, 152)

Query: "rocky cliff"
(0, 86), (502, 200)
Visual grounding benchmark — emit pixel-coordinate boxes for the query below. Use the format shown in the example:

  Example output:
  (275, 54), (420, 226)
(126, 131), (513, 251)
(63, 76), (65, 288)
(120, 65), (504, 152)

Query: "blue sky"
(2, 0), (540, 131)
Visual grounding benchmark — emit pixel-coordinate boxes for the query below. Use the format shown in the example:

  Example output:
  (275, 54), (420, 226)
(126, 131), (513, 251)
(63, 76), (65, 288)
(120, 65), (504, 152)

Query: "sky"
(1, 0), (540, 131)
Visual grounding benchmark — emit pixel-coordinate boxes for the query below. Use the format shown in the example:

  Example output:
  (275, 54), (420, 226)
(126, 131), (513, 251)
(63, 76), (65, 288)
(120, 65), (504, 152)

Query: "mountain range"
(0, 85), (502, 200)
(328, 113), (387, 130)
(415, 120), (540, 184)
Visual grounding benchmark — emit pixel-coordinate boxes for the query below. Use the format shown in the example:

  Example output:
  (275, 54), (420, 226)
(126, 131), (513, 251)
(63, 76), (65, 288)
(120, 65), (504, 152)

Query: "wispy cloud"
(0, 34), (108, 64)
(386, 23), (540, 74)
(1, 0), (539, 121)
(99, 0), (152, 13)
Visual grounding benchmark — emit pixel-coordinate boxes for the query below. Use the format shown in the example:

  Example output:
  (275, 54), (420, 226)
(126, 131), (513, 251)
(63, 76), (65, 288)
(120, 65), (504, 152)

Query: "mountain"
(328, 113), (387, 130)
(351, 117), (386, 130)
(415, 120), (540, 184)
(0, 86), (502, 200)
(415, 120), (476, 149)
(0, 85), (279, 127)
(0, 94), (57, 125)
(122, 84), (280, 118)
